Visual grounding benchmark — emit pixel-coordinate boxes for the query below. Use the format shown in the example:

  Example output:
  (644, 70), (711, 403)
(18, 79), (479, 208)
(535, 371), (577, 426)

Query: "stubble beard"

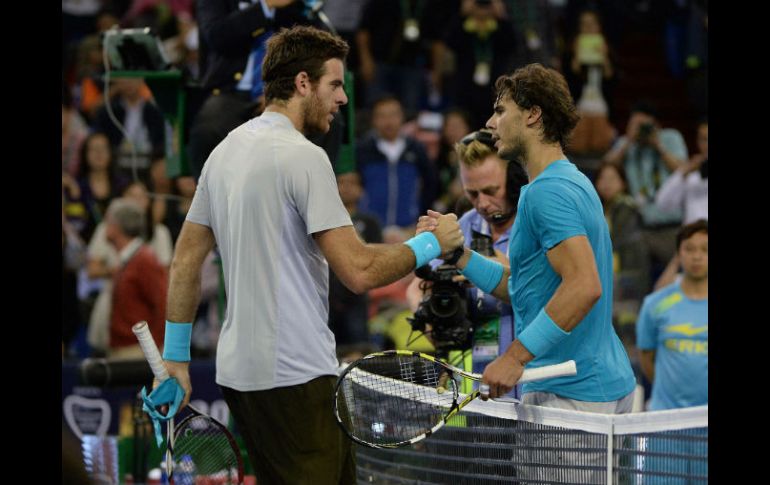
(302, 92), (329, 138)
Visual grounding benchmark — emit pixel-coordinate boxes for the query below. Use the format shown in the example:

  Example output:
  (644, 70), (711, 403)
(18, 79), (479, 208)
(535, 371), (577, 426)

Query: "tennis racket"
(132, 321), (244, 484)
(334, 349), (576, 449)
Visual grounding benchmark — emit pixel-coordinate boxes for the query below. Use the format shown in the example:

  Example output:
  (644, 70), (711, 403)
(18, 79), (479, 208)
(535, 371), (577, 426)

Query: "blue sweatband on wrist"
(459, 250), (504, 294)
(404, 232), (442, 268)
(163, 321), (193, 362)
(517, 308), (570, 357)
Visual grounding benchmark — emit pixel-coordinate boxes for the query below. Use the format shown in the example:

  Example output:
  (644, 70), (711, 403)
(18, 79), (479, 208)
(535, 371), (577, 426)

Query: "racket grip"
(132, 321), (170, 382)
(519, 360), (577, 384)
(479, 383), (490, 398)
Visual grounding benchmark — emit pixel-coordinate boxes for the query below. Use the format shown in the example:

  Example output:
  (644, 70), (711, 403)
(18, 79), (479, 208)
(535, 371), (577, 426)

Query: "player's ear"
(295, 71), (310, 96)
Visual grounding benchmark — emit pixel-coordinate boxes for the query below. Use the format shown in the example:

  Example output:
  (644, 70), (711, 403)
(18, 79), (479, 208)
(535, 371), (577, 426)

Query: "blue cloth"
(248, 30), (272, 100)
(141, 378), (185, 447)
(508, 159), (635, 402)
(404, 232), (442, 268)
(460, 251), (504, 294)
(636, 281), (708, 410)
(356, 135), (435, 228)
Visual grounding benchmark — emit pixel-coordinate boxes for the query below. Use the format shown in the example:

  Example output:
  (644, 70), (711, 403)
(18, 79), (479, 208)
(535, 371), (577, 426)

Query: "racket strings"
(171, 416), (241, 483)
(337, 355), (458, 446)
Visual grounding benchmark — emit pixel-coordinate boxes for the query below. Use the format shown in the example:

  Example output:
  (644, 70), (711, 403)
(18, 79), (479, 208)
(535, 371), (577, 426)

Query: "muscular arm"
(162, 221), (216, 409)
(543, 235), (603, 332)
(166, 221), (216, 323)
(314, 226), (420, 294)
(315, 215), (463, 295)
(455, 246), (511, 303)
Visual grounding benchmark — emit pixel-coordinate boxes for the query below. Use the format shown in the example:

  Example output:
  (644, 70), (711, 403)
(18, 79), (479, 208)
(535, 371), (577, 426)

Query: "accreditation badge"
(473, 61), (491, 86)
(403, 18), (420, 41)
(472, 317), (500, 364)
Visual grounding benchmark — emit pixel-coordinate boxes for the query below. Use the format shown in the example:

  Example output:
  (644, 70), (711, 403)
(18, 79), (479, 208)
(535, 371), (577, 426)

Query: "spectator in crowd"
(85, 181), (173, 354)
(651, 119), (708, 293)
(329, 171), (383, 347)
(188, 0), (342, 180)
(637, 219), (708, 411)
(656, 118), (708, 224)
(594, 161), (650, 303)
(104, 198), (168, 359)
(357, 95), (436, 229)
(62, 221), (85, 357)
(504, 0), (560, 70)
(63, 132), (129, 244)
(62, 85), (89, 177)
(443, 0), (515, 129)
(92, 78), (167, 185)
(434, 108), (473, 213)
(356, 0), (457, 114)
(594, 161), (650, 382)
(567, 9), (616, 156)
(603, 100), (688, 278)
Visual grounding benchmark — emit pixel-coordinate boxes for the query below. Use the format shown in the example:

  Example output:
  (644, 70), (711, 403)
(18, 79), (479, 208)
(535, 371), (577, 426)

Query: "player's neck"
(680, 276), (708, 300)
(524, 144), (566, 181)
(265, 101), (304, 133)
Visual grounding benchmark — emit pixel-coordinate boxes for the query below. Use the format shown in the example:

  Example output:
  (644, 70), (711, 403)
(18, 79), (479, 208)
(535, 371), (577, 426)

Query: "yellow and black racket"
(334, 350), (576, 448)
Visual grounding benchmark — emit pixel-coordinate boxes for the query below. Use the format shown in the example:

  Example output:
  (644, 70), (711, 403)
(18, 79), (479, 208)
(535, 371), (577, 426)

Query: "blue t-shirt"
(508, 159), (635, 401)
(636, 281), (708, 410)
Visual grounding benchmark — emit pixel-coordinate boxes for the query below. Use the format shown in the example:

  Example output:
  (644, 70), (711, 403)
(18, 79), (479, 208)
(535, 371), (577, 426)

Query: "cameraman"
(406, 129), (528, 398)
(602, 100), (688, 281)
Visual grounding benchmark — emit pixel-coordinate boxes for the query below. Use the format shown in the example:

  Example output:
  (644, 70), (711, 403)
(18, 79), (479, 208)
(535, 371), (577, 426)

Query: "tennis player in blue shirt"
(420, 62), (638, 482)
(421, 63), (636, 411)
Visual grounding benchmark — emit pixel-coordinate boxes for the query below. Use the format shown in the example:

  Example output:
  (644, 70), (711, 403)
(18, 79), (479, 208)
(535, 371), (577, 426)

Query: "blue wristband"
(459, 250), (504, 294)
(517, 308), (570, 357)
(163, 321), (192, 362)
(404, 232), (442, 268)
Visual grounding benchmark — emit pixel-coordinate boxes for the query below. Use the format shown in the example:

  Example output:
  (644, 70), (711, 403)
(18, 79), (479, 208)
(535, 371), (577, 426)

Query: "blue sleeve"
(635, 296), (658, 351)
(525, 179), (587, 253)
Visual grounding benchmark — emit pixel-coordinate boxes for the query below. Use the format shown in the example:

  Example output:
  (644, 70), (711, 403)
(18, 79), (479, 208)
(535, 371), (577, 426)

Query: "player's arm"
(542, 235), (603, 332)
(164, 221), (216, 408)
(314, 214), (464, 295)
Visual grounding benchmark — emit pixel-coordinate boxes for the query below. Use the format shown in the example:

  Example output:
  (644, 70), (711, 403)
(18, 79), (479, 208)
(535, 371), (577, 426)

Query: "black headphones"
(460, 130), (528, 224)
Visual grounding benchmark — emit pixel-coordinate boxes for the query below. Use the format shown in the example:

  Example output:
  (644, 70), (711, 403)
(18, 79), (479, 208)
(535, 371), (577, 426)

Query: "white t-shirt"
(187, 111), (352, 391)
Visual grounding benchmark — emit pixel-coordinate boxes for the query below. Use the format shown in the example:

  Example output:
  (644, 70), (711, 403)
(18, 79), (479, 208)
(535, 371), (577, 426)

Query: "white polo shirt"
(187, 111), (352, 391)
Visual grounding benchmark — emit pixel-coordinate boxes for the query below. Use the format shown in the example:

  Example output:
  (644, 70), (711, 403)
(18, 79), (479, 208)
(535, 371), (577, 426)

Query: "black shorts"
(221, 376), (356, 485)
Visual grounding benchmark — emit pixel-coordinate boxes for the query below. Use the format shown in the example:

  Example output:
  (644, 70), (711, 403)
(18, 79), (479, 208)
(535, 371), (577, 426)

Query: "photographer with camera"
(603, 100), (688, 284)
(655, 118), (708, 225)
(406, 128), (528, 398)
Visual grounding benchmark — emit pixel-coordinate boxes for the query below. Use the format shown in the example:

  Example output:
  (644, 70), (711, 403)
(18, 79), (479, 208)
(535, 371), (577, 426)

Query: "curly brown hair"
(262, 26), (349, 104)
(494, 63), (580, 148)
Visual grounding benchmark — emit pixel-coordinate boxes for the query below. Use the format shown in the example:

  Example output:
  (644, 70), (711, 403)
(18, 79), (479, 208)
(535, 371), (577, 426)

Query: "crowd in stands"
(62, 0), (707, 410)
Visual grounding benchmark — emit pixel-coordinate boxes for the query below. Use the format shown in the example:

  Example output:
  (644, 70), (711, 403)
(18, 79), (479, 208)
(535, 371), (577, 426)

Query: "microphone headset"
(460, 130), (528, 224)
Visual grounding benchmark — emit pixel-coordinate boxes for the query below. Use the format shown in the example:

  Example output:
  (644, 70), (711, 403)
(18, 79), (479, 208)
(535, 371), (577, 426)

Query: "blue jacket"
(356, 135), (436, 228)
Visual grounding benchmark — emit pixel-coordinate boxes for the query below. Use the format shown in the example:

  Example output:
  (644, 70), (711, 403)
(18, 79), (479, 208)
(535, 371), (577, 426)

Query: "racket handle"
(132, 321), (170, 382)
(479, 383), (490, 398)
(519, 360), (577, 384)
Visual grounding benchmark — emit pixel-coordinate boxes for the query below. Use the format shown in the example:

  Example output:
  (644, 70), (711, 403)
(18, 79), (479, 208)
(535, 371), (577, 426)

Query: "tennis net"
(351, 382), (707, 484)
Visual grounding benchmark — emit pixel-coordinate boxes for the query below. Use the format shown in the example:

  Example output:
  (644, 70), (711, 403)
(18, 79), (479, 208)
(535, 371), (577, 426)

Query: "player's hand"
(480, 353), (524, 400)
(163, 360), (192, 412)
(431, 211), (464, 259)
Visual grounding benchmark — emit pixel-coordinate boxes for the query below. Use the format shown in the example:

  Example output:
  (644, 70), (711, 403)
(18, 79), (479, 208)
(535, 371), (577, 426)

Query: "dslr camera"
(637, 122), (655, 143)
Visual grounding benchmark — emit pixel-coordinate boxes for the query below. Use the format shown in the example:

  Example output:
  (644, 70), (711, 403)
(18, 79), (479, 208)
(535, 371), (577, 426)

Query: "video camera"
(408, 231), (499, 351)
